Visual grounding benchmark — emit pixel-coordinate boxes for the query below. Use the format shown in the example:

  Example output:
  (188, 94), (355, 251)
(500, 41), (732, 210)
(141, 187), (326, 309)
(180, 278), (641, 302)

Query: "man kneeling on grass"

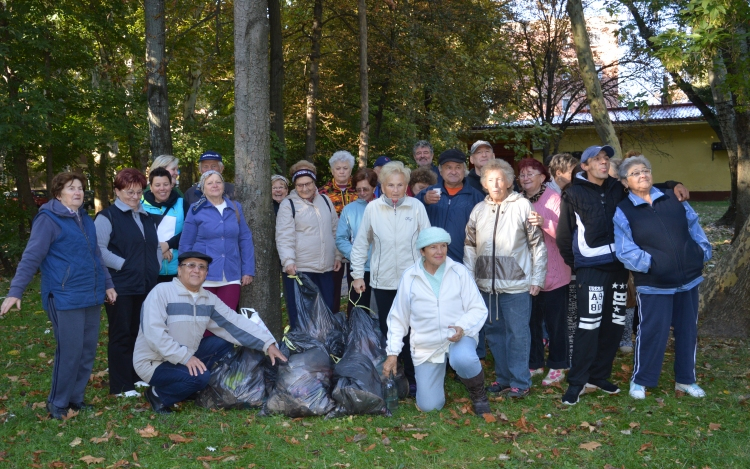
(133, 251), (286, 414)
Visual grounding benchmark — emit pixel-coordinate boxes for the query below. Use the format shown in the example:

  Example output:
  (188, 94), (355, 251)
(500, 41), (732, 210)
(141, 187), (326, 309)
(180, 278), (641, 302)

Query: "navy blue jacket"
(416, 182), (484, 262)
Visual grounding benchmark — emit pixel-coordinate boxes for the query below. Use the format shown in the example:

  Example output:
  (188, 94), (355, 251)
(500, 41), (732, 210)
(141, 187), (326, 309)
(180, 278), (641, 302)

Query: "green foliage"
(0, 193), (33, 275)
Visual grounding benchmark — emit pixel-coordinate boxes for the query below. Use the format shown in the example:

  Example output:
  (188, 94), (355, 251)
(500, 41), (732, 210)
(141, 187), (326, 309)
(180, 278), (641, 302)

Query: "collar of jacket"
(171, 277), (211, 299)
(114, 197), (148, 215)
(38, 198), (85, 218)
(483, 191), (523, 206)
(378, 193), (407, 208)
(289, 190), (320, 205)
(192, 195), (232, 213)
(406, 257), (459, 282)
(143, 189), (181, 210)
(573, 171), (618, 191)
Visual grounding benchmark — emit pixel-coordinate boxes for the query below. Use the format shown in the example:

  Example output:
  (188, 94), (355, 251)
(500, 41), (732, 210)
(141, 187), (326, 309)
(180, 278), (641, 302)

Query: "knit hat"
(580, 145), (614, 163)
(416, 227), (452, 250)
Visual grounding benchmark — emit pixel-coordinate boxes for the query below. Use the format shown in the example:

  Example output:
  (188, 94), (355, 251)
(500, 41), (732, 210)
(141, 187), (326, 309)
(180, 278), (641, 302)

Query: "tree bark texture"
(566, 0), (622, 158)
(269, 0), (286, 173)
(357, 0), (369, 168)
(145, 0), (173, 159)
(708, 54), (738, 226)
(304, 0), (323, 162)
(234, 0), (282, 339)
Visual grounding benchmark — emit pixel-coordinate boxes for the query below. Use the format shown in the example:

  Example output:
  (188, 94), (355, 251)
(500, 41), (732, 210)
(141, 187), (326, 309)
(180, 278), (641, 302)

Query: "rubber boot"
(460, 370), (491, 415)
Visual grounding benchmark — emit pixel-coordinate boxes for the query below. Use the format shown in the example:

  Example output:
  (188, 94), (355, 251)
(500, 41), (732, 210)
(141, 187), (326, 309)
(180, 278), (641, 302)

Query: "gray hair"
(379, 161), (411, 185)
(618, 155), (652, 180)
(150, 154), (179, 173)
(198, 170), (224, 193)
(329, 150), (355, 169)
(271, 174), (289, 185)
(480, 159), (515, 189)
(412, 140), (433, 156)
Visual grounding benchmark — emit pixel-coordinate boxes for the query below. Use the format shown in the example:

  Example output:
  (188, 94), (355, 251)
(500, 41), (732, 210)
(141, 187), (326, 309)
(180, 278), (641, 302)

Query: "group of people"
(0, 138), (711, 419)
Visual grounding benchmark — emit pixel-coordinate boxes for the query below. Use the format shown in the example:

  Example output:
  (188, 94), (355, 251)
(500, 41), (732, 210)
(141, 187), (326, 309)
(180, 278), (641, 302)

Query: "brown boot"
(460, 370), (491, 415)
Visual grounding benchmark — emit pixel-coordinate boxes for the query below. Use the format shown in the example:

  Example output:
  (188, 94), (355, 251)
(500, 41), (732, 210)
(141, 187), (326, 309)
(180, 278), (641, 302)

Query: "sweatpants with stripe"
(567, 267), (629, 386)
(632, 285), (699, 387)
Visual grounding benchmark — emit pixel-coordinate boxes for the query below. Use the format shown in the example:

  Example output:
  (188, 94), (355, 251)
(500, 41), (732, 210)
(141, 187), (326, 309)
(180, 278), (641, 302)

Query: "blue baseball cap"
(373, 155), (391, 168)
(199, 151), (222, 162)
(580, 145), (614, 163)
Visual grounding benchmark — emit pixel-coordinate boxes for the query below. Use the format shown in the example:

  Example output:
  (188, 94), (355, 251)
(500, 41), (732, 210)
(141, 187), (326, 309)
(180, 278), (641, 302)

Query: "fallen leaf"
(412, 433), (428, 440)
(498, 412), (509, 423)
(579, 441), (601, 451)
(638, 442), (653, 453)
(31, 402), (46, 410)
(363, 443), (376, 452)
(69, 437), (82, 447)
(629, 422), (640, 429)
(482, 413), (496, 423)
(137, 424), (159, 438)
(286, 437), (299, 445)
(79, 456), (104, 465)
(197, 455), (224, 461)
(61, 408), (79, 421)
(223, 456), (238, 462)
(353, 433), (367, 442)
(381, 437), (391, 446)
(620, 429), (631, 435)
(169, 434), (192, 443)
(709, 423), (721, 431)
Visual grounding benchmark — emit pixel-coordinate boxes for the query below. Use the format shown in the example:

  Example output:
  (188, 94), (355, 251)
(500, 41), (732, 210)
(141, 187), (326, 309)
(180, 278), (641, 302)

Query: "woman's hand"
(241, 275), (254, 286)
(333, 260), (342, 272)
(160, 242), (173, 262)
(0, 296), (21, 317)
(382, 355), (398, 378)
(105, 289), (117, 304)
(529, 285), (541, 296)
(447, 325), (464, 343)
(528, 211), (543, 227)
(285, 264), (298, 276)
(673, 183), (690, 201)
(266, 344), (287, 366)
(352, 278), (366, 293)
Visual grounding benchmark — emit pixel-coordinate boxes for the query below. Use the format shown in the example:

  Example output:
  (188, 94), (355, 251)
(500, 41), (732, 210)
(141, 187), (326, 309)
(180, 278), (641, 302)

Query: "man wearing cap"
(183, 151), (236, 211)
(416, 149), (484, 264)
(372, 155), (391, 198)
(466, 141), (495, 193)
(133, 251), (286, 414)
(556, 145), (688, 405)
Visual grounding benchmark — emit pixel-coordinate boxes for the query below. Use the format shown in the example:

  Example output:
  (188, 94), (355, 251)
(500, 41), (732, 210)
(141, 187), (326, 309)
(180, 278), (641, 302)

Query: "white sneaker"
(529, 368), (544, 377)
(134, 381), (151, 388)
(629, 382), (646, 400)
(675, 382), (705, 398)
(115, 390), (142, 398)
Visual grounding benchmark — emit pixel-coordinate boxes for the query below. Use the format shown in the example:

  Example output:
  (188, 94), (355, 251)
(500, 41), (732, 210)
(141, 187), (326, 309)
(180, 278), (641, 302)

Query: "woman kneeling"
(382, 228), (490, 414)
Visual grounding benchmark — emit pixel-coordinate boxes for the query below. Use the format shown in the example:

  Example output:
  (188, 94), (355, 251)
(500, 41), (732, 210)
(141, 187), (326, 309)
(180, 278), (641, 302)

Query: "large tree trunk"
(566, 0), (622, 158)
(235, 0), (282, 339)
(268, 0), (286, 173)
(357, 0), (369, 168)
(304, 0), (323, 162)
(145, 0), (173, 159)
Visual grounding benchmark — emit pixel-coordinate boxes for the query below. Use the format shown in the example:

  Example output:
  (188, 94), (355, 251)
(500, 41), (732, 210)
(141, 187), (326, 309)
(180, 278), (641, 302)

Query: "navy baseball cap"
(580, 145), (614, 163)
(199, 151), (222, 163)
(373, 155), (391, 168)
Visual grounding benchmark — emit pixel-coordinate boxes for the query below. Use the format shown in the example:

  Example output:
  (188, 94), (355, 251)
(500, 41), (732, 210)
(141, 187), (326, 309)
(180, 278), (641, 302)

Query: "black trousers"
(373, 287), (415, 384)
(105, 294), (147, 394)
(529, 284), (569, 370)
(567, 267), (629, 386)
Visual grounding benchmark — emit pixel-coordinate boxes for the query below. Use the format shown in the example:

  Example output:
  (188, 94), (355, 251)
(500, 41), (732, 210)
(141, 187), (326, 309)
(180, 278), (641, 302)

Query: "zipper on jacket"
(490, 204), (501, 295)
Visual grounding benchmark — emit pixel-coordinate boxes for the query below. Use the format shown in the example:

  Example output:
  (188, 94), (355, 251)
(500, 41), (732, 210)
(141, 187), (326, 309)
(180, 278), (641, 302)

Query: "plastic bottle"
(384, 374), (399, 413)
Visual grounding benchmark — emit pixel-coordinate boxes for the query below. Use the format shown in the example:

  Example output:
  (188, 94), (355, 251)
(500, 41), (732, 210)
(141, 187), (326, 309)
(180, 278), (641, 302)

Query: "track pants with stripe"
(567, 267), (629, 386)
(632, 285), (699, 387)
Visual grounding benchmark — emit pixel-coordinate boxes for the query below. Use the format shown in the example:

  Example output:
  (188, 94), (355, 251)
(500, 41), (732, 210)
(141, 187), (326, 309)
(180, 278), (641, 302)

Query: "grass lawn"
(1, 201), (748, 468)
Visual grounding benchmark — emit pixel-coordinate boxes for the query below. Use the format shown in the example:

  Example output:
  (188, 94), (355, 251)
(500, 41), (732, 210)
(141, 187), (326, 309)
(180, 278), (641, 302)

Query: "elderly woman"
(383, 227), (489, 413)
(95, 168), (160, 397)
(142, 167), (184, 283)
(272, 174), (289, 215)
(464, 159), (547, 399)
(351, 161), (431, 396)
(276, 160), (342, 327)
(336, 168), (378, 313)
(613, 156), (711, 400)
(408, 165), (438, 196)
(518, 158), (571, 386)
(180, 170), (255, 313)
(149, 154), (181, 193)
(1, 173), (116, 419)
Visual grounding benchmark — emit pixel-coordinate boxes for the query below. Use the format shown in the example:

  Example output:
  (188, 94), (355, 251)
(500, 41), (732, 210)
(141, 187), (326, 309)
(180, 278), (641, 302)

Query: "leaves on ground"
(137, 424), (159, 438)
(69, 437), (82, 447)
(169, 433), (192, 443)
(579, 441), (601, 451)
(79, 455), (104, 465)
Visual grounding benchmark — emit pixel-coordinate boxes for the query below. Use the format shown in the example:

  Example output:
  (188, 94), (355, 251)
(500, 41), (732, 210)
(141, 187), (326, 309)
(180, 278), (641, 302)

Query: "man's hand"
(266, 344), (287, 366)
(423, 189), (441, 205)
(674, 183), (690, 202)
(185, 356), (207, 376)
(382, 355), (398, 378)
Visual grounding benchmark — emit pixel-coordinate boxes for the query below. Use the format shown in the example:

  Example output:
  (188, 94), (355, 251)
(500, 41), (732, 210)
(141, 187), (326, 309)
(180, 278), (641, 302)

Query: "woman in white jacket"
(383, 227), (489, 414)
(351, 161), (431, 396)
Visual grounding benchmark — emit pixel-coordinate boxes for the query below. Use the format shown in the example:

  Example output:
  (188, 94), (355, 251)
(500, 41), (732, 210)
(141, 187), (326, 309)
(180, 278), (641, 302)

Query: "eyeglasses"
(295, 181), (315, 189)
(627, 169), (652, 178)
(122, 189), (143, 198)
(518, 173), (541, 180)
(355, 187), (372, 193)
(179, 262), (208, 271)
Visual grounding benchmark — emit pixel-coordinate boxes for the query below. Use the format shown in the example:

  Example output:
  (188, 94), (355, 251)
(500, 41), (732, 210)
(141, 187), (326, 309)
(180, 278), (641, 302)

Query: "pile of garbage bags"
(197, 273), (404, 418)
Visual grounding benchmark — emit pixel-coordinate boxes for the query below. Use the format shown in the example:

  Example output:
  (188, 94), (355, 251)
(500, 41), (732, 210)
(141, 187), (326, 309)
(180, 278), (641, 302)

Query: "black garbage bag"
(328, 351), (386, 417)
(291, 274), (346, 358)
(263, 345), (335, 417)
(195, 346), (267, 409)
(346, 307), (385, 366)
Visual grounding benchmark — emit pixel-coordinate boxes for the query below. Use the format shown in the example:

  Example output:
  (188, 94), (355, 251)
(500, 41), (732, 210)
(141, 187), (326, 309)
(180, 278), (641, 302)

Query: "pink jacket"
(532, 186), (571, 291)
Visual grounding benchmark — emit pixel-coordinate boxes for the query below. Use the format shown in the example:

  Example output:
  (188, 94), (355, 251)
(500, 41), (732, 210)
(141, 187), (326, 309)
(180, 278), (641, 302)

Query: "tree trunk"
(269, 0), (286, 173)
(145, 0), (173, 159)
(93, 151), (111, 212)
(304, 0), (323, 162)
(357, 0), (369, 168)
(234, 0), (282, 339)
(708, 54), (738, 226)
(566, 0), (622, 158)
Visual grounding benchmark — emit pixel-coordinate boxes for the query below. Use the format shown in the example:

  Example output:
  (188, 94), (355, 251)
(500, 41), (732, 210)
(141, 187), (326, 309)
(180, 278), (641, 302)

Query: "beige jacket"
(133, 278), (277, 383)
(463, 192), (547, 294)
(350, 195), (431, 290)
(275, 190), (341, 273)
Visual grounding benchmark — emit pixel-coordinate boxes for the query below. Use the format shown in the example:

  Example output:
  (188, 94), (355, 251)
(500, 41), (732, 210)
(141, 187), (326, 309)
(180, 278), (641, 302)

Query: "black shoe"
(408, 383), (417, 398)
(46, 402), (69, 420)
(69, 402), (94, 411)
(144, 387), (172, 414)
(585, 379), (620, 395)
(486, 381), (511, 394)
(562, 384), (585, 405)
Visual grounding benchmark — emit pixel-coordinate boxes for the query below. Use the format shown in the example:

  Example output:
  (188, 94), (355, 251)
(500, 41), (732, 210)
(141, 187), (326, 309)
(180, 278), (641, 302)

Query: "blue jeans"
(413, 336), (482, 412)
(482, 291), (532, 390)
(149, 336), (234, 407)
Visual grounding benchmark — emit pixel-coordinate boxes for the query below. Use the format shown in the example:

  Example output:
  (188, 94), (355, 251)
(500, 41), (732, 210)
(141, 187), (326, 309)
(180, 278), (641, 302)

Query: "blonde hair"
(378, 161), (411, 185)
(150, 154), (179, 173)
(480, 159), (515, 188)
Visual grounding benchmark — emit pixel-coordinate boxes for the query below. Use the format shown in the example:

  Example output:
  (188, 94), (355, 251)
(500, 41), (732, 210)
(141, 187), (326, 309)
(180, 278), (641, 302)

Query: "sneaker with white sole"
(115, 390), (142, 398)
(675, 382), (705, 398)
(561, 384), (585, 405)
(629, 382), (646, 400)
(584, 379), (620, 394)
(529, 368), (544, 377)
(542, 369), (565, 386)
(135, 381), (151, 388)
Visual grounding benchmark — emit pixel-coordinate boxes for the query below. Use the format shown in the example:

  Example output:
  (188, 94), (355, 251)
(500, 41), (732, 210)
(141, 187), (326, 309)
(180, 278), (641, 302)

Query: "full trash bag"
(195, 346), (267, 409)
(328, 351), (386, 417)
(291, 273), (347, 358)
(263, 345), (335, 417)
